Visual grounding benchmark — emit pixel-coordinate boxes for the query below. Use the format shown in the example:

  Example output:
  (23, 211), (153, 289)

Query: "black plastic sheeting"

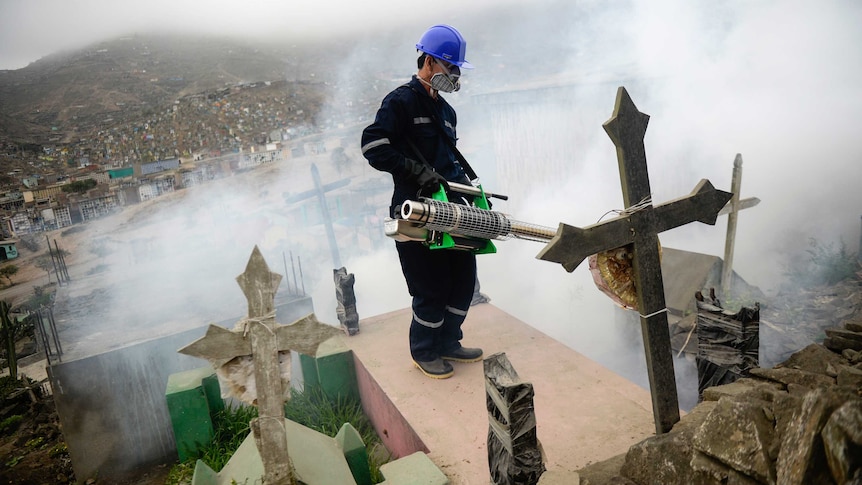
(695, 289), (760, 398)
(485, 352), (545, 485)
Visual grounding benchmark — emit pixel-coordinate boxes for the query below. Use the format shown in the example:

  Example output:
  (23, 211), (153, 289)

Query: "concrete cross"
(536, 87), (732, 434)
(718, 154), (760, 299)
(178, 246), (342, 484)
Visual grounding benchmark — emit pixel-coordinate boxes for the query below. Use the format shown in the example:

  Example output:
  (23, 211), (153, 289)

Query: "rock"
(749, 367), (835, 389)
(776, 343), (848, 375)
(837, 365), (862, 387)
(619, 402), (718, 485)
(701, 377), (783, 403)
(824, 329), (862, 352)
(689, 452), (763, 485)
(691, 396), (776, 483)
(772, 392), (804, 462)
(620, 428), (704, 485)
(841, 348), (861, 364)
(776, 387), (859, 485)
(844, 320), (862, 333)
(821, 399), (862, 485)
(576, 453), (624, 485)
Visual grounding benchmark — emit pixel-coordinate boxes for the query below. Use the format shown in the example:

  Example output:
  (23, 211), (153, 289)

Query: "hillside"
(0, 33), (340, 147)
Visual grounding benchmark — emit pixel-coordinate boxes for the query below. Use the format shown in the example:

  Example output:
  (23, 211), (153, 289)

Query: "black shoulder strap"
(402, 83), (479, 181)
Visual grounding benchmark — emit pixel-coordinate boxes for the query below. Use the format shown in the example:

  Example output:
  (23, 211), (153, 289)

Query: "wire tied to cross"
(596, 194), (653, 223)
(238, 310), (277, 338)
(639, 307), (668, 319)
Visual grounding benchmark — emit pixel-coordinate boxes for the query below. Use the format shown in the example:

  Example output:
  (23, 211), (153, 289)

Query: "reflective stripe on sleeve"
(361, 138), (390, 154)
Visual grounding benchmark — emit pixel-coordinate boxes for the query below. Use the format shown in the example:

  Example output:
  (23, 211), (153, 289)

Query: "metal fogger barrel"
(400, 198), (557, 243)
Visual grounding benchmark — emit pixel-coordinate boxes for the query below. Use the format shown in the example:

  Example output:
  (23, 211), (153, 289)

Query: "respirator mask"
(430, 59), (461, 93)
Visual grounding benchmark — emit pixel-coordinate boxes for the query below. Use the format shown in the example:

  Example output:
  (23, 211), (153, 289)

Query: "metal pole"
(281, 251), (291, 294)
(858, 215), (862, 262)
(721, 154), (743, 299)
(47, 307), (62, 357)
(54, 240), (70, 282)
(47, 235), (61, 285)
(297, 257), (306, 295)
(290, 251), (298, 295)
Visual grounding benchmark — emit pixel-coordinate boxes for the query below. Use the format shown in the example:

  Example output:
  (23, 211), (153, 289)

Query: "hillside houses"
(0, 133), (344, 240)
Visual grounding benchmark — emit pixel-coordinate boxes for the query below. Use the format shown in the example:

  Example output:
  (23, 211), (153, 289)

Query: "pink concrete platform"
(345, 303), (658, 485)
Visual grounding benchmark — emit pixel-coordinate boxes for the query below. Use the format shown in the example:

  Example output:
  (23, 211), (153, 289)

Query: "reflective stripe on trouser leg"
(413, 313), (444, 329)
(439, 305), (468, 354)
(395, 241), (476, 361)
(410, 318), (439, 362)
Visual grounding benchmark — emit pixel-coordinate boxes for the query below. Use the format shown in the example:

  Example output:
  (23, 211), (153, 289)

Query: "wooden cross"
(718, 154), (760, 299)
(178, 246), (342, 484)
(536, 87), (732, 434)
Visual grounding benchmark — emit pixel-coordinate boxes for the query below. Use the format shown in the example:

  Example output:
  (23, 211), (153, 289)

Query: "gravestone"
(537, 87), (732, 433)
(179, 246), (343, 484)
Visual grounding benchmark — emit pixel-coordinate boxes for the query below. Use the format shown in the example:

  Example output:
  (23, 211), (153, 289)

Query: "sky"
(0, 0), (525, 70)
(5, 0), (862, 411)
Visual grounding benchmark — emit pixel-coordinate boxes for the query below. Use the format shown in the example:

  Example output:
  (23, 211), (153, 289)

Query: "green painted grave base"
(166, 366), (223, 462)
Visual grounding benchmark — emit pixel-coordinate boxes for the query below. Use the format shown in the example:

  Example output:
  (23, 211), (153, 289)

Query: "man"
(361, 24), (482, 379)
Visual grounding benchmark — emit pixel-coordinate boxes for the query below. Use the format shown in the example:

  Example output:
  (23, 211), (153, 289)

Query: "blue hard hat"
(416, 24), (474, 69)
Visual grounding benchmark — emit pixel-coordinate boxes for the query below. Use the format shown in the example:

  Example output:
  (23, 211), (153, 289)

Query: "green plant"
(283, 387), (385, 482)
(0, 265), (18, 286)
(25, 437), (44, 448)
(60, 179), (97, 193)
(166, 401), (257, 483)
(784, 237), (860, 288)
(806, 238), (858, 285)
(23, 285), (55, 311)
(48, 442), (68, 457)
(164, 461), (195, 485)
(0, 415), (23, 434)
(0, 301), (19, 378)
(166, 387), (388, 483)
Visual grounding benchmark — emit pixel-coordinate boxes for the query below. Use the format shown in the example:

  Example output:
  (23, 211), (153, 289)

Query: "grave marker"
(537, 87), (732, 433)
(179, 246), (342, 484)
(719, 154), (760, 298)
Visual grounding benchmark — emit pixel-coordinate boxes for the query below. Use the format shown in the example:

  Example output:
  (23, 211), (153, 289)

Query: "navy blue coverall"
(360, 75), (476, 363)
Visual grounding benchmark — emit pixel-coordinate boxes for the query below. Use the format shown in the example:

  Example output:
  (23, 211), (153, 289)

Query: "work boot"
(440, 346), (483, 363)
(413, 358), (454, 379)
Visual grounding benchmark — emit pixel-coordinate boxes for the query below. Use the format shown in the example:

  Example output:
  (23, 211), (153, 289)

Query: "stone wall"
(606, 320), (862, 485)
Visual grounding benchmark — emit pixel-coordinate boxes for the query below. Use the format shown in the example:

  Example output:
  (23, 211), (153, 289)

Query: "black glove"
(403, 158), (449, 195)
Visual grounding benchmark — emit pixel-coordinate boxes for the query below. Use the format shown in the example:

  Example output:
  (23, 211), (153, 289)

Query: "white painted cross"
(718, 154), (760, 299)
(179, 246), (342, 484)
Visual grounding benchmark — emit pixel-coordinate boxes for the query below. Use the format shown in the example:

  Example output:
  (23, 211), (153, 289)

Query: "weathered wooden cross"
(718, 153), (760, 299)
(178, 246), (342, 484)
(536, 87), (732, 434)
